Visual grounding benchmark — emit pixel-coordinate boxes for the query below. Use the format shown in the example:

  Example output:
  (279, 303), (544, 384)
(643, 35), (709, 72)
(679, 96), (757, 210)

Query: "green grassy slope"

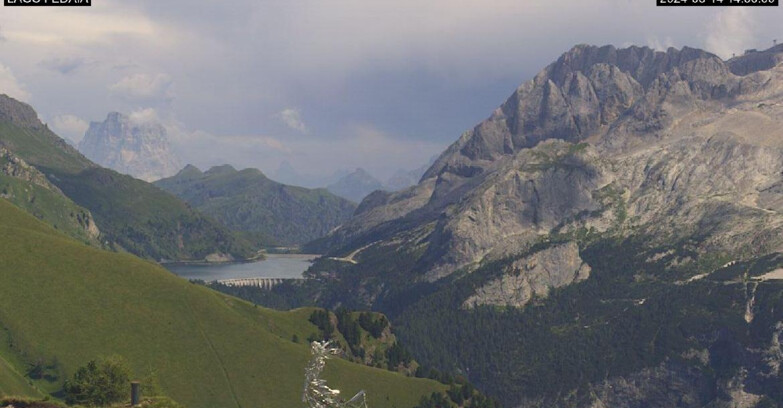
(46, 167), (253, 261)
(0, 354), (41, 399)
(155, 165), (357, 246)
(0, 96), (253, 261)
(0, 198), (443, 407)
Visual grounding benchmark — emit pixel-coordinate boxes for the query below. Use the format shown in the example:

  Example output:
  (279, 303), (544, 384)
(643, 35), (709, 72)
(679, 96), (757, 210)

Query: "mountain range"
(276, 160), (432, 203)
(327, 162), (435, 203)
(0, 95), (253, 262)
(155, 164), (356, 247)
(326, 168), (385, 203)
(290, 43), (783, 407)
(7, 40), (783, 408)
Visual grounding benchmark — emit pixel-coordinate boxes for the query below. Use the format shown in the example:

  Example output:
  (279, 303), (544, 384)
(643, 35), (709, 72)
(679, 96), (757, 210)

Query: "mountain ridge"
(156, 164), (357, 246)
(316, 43), (783, 278)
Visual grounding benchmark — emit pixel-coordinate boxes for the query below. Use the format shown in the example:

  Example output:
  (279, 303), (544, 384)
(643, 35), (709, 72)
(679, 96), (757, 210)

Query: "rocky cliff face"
(78, 112), (181, 182)
(319, 43), (783, 282)
(298, 44), (783, 408)
(463, 242), (590, 309)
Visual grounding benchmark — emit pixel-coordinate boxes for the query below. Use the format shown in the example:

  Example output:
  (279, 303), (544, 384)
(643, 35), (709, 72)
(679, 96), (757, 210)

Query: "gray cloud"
(705, 8), (758, 59)
(0, 1), (781, 182)
(276, 108), (308, 134)
(109, 73), (173, 102)
(50, 114), (89, 143)
(0, 63), (30, 102)
(39, 56), (87, 75)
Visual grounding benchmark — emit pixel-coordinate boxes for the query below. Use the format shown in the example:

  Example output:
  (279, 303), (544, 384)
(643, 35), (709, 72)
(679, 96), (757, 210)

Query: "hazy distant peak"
(78, 111), (182, 182)
(176, 164), (203, 177)
(238, 167), (267, 177)
(327, 167), (384, 203)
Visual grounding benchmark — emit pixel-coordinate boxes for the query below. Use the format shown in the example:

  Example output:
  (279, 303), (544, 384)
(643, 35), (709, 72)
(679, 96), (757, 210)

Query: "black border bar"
(658, 0), (778, 5)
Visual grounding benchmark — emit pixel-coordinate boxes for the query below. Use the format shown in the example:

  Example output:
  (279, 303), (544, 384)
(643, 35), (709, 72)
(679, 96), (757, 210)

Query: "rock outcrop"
(79, 112), (182, 182)
(0, 146), (100, 241)
(0, 147), (60, 192)
(463, 242), (590, 308)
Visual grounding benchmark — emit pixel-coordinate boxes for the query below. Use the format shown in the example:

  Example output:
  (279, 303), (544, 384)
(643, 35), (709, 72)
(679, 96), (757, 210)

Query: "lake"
(165, 254), (317, 281)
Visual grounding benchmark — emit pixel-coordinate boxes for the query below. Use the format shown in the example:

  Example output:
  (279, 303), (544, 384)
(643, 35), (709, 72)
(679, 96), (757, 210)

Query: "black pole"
(131, 381), (141, 406)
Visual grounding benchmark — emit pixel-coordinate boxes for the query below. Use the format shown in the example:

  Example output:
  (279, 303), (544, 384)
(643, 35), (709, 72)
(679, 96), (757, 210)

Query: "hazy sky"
(0, 1), (781, 181)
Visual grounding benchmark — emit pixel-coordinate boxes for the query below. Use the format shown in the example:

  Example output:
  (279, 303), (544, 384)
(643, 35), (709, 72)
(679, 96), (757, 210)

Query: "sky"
(0, 1), (781, 184)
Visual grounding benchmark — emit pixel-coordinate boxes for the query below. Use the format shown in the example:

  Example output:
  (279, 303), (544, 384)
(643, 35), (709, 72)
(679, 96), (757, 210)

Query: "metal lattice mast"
(302, 341), (368, 408)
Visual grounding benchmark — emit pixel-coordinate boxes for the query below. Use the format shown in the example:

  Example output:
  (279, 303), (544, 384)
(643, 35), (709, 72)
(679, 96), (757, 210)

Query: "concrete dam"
(216, 277), (303, 289)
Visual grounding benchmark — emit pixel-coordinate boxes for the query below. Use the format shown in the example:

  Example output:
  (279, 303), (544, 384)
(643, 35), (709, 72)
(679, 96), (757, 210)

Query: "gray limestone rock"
(463, 242), (590, 309)
(79, 112), (182, 182)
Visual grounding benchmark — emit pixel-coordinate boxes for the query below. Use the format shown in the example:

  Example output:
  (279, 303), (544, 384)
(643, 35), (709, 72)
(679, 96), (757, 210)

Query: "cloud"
(128, 107), (161, 126)
(168, 127), (292, 169)
(646, 36), (675, 52)
(704, 9), (757, 59)
(109, 73), (173, 102)
(50, 114), (89, 144)
(257, 136), (289, 152)
(0, 63), (30, 102)
(1, 0), (781, 182)
(0, 3), (160, 47)
(277, 108), (308, 134)
(39, 56), (86, 75)
(345, 123), (442, 160)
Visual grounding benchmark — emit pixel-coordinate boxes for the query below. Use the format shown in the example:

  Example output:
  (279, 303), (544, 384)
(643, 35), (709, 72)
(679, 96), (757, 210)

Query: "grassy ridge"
(0, 198), (443, 408)
(46, 167), (254, 261)
(155, 165), (356, 246)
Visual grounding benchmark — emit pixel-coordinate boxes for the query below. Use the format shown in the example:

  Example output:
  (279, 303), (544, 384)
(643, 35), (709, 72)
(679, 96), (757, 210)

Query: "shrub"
(63, 356), (130, 407)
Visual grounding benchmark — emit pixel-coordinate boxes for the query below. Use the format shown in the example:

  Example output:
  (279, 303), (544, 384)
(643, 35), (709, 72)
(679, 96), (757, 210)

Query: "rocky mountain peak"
(422, 44), (739, 184)
(78, 112), (182, 182)
(0, 95), (45, 131)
